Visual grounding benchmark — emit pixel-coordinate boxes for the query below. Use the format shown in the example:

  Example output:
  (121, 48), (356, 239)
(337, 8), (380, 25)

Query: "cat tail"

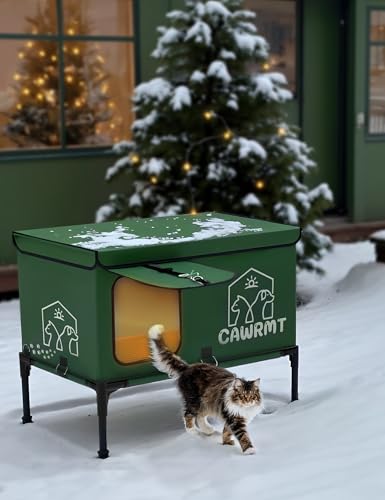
(148, 324), (188, 379)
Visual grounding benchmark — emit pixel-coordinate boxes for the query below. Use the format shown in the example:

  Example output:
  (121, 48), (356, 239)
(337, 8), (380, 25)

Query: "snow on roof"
(69, 217), (263, 250)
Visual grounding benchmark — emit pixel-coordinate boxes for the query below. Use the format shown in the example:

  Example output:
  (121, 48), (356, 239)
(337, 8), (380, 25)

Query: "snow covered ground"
(1, 241), (384, 500)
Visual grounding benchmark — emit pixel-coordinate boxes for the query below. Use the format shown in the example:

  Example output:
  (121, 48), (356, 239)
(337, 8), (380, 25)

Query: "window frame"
(0, 0), (140, 160)
(366, 6), (385, 140)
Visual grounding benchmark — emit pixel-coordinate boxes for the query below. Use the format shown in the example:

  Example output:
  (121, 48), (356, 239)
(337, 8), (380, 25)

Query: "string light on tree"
(150, 176), (158, 185)
(203, 110), (215, 121)
(223, 129), (233, 141)
(182, 161), (192, 172)
(277, 126), (287, 137)
(255, 179), (266, 190)
(130, 153), (140, 165)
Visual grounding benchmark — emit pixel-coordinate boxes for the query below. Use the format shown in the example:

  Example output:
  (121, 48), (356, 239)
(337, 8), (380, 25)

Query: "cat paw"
(222, 439), (235, 446)
(243, 447), (256, 455)
(185, 426), (199, 435)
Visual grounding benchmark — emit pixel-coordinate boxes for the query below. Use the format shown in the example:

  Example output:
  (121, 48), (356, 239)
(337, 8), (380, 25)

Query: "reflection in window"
(369, 10), (385, 135)
(0, 0), (135, 151)
(244, 0), (296, 93)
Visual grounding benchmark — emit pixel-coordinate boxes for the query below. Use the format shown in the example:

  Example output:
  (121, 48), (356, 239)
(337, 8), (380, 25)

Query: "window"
(0, 0), (135, 152)
(244, 0), (297, 93)
(369, 9), (385, 135)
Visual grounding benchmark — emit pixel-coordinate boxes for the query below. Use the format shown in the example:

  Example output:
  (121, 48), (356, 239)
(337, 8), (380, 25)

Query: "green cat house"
(14, 212), (300, 458)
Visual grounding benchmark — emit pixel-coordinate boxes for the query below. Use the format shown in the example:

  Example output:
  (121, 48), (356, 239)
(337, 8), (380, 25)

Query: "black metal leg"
(289, 346), (299, 402)
(96, 382), (109, 459)
(19, 352), (33, 424)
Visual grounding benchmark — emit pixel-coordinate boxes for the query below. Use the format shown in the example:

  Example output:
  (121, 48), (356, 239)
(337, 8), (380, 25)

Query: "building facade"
(1, 0), (385, 269)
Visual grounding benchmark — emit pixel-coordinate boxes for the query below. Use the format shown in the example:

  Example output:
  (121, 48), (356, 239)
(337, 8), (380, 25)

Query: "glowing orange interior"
(113, 277), (181, 364)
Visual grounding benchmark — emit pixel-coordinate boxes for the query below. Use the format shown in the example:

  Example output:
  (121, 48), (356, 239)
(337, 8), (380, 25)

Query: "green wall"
(302, 0), (344, 211)
(0, 154), (123, 265)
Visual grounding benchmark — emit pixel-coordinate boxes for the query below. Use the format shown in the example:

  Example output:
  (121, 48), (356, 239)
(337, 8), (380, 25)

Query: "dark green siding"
(302, 0), (344, 211)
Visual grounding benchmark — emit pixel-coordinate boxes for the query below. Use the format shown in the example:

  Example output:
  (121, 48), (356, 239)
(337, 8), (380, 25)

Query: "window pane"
(369, 46), (385, 134)
(0, 40), (60, 150)
(64, 41), (135, 147)
(371, 10), (385, 42)
(244, 0), (296, 93)
(62, 0), (133, 37)
(0, 0), (57, 34)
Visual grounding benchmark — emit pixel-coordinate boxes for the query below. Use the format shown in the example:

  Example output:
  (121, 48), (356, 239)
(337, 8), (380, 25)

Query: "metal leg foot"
(96, 382), (109, 459)
(19, 352), (33, 424)
(289, 346), (299, 402)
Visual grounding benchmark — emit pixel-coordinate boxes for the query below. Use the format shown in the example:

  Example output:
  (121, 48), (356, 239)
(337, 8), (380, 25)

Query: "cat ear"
(253, 378), (261, 387)
(233, 378), (243, 389)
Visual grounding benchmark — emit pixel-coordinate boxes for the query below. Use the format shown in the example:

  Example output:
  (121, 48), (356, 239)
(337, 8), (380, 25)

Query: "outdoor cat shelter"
(13, 212), (300, 458)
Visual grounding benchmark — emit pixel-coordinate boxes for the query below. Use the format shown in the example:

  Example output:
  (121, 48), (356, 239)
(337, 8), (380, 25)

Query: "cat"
(148, 324), (263, 455)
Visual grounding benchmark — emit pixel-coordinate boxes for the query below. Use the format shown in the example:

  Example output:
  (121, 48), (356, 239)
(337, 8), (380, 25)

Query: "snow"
(207, 61), (232, 83)
(252, 74), (292, 103)
(309, 183), (334, 203)
(233, 31), (268, 57)
(274, 202), (299, 225)
(69, 217), (263, 251)
(134, 78), (172, 104)
(139, 158), (169, 176)
(190, 70), (206, 83)
(170, 86), (192, 111)
(242, 193), (261, 207)
(205, 1), (230, 19)
(185, 20), (212, 46)
(371, 229), (385, 241)
(236, 137), (266, 160)
(2, 241), (385, 499)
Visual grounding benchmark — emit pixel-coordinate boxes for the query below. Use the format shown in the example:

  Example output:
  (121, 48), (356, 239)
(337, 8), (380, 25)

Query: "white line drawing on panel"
(41, 301), (79, 357)
(228, 268), (275, 327)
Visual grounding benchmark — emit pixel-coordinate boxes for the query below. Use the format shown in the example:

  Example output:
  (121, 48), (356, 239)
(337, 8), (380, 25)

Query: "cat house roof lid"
(13, 212), (300, 268)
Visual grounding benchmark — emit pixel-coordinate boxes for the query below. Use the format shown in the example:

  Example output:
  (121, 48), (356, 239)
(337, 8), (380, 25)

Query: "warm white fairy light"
(150, 175), (158, 185)
(203, 110), (215, 121)
(223, 129), (233, 141)
(130, 154), (140, 165)
(255, 179), (266, 190)
(182, 161), (192, 172)
(277, 126), (287, 137)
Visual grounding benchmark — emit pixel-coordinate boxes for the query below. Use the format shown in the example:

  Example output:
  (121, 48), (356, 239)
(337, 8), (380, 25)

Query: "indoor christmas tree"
(98, 0), (333, 273)
(4, 1), (114, 147)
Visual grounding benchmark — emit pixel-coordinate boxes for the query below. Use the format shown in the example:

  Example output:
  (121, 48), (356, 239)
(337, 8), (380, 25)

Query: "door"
(349, 0), (385, 221)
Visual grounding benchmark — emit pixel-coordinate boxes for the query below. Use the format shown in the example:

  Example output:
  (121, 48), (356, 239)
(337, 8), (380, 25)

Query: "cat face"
(230, 378), (262, 408)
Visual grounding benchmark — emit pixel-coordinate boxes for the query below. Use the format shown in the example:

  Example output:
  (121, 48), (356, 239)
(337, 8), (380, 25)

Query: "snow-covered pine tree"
(98, 0), (333, 273)
(5, 1), (114, 147)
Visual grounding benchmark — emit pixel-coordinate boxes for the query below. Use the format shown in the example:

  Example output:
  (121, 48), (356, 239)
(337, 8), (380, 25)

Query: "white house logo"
(218, 268), (287, 345)
(41, 301), (79, 357)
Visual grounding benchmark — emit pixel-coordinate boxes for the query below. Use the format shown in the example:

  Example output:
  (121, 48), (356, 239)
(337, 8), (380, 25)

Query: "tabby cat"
(148, 324), (263, 455)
